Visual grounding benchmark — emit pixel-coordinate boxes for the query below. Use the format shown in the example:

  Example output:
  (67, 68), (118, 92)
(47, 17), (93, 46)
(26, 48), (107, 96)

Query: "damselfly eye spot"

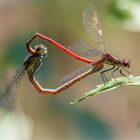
(35, 45), (47, 54)
(122, 59), (131, 68)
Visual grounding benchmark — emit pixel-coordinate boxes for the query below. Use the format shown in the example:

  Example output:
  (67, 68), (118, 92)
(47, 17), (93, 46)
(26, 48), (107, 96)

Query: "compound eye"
(35, 45), (43, 52)
(123, 60), (130, 68)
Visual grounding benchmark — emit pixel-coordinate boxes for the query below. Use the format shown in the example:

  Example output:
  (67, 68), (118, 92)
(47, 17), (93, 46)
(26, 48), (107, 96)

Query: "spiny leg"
(121, 66), (131, 75)
(100, 65), (116, 84)
(100, 71), (107, 84)
(111, 65), (120, 84)
(119, 69), (129, 79)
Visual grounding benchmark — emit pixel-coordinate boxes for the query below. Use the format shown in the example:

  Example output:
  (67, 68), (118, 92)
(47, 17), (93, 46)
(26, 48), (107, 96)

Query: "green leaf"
(70, 75), (140, 104)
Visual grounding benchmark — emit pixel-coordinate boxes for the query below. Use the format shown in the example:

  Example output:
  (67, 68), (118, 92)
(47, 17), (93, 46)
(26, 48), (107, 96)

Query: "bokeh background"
(1, 0), (140, 140)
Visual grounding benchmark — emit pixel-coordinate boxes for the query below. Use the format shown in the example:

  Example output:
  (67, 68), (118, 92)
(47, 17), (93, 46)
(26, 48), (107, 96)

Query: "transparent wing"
(0, 66), (26, 114)
(82, 5), (106, 52)
(60, 62), (98, 84)
(67, 41), (101, 59)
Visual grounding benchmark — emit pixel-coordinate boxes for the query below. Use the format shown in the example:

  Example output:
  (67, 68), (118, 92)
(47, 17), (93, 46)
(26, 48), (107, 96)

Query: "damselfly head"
(35, 45), (47, 54)
(122, 58), (131, 68)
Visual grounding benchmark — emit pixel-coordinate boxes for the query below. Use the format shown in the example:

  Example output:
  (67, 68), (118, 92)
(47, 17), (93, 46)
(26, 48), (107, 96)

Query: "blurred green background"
(1, 0), (140, 140)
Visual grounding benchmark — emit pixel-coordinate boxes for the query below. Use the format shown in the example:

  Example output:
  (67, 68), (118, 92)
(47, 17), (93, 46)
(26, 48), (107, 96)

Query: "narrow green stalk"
(71, 75), (140, 104)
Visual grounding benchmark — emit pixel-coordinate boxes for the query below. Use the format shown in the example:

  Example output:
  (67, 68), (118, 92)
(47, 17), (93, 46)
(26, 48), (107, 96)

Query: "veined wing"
(60, 61), (99, 84)
(0, 65), (26, 113)
(67, 41), (101, 59)
(82, 5), (106, 52)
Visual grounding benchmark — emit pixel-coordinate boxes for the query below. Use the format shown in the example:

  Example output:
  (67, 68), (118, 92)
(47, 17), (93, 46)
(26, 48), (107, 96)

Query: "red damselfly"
(62, 5), (131, 84)
(1, 5), (131, 113)
(27, 5), (131, 84)
(1, 44), (103, 113)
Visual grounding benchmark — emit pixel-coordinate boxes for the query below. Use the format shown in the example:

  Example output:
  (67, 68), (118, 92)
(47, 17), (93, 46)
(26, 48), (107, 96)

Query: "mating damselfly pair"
(0, 5), (131, 113)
